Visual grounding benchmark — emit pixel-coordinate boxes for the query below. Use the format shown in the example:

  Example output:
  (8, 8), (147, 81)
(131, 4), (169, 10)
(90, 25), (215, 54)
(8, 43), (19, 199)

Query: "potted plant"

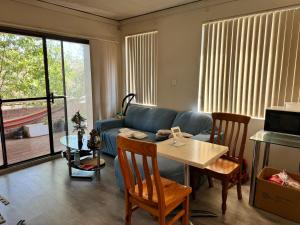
(71, 111), (87, 148)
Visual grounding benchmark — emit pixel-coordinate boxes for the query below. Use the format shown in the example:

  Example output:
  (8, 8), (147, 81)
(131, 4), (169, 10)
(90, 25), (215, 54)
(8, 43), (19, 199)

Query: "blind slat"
(199, 7), (300, 118)
(125, 31), (158, 105)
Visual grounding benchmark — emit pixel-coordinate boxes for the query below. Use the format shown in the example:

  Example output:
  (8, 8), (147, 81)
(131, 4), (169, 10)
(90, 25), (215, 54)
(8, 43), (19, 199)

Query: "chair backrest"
(209, 112), (251, 164)
(117, 135), (165, 208)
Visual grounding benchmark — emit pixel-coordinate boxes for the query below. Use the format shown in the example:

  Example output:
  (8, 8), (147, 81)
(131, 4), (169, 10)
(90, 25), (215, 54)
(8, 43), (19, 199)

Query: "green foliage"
(47, 40), (64, 96)
(0, 33), (86, 104)
(63, 42), (86, 98)
(0, 33), (45, 99)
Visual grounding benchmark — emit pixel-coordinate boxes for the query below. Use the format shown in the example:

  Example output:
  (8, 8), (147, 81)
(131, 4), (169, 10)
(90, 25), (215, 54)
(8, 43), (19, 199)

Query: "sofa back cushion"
(124, 104), (177, 133)
(172, 111), (212, 135)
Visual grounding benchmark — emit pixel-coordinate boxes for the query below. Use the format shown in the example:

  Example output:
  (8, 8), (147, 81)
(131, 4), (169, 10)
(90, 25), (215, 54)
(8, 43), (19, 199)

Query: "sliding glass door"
(47, 40), (93, 152)
(47, 39), (67, 153)
(63, 42), (93, 131)
(0, 33), (52, 164)
(0, 29), (92, 167)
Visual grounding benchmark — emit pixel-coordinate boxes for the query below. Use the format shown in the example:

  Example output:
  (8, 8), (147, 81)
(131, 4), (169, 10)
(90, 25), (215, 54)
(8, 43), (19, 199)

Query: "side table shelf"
(60, 135), (106, 180)
(69, 157), (105, 172)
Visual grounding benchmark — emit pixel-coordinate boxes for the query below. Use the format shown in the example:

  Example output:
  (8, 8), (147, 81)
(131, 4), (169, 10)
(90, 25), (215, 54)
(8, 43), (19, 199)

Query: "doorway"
(0, 29), (92, 167)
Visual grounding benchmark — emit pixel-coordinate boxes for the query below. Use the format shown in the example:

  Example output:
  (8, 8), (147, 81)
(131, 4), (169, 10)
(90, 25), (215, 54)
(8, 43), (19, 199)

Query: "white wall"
(0, 0), (120, 42)
(120, 0), (300, 173)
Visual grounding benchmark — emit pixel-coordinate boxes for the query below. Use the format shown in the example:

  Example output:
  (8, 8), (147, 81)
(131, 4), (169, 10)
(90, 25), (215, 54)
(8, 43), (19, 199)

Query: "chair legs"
(125, 193), (132, 225)
(208, 175), (214, 188)
(190, 173), (196, 200)
(159, 215), (166, 225)
(191, 190), (197, 200)
(236, 172), (242, 200)
(221, 179), (229, 215)
(190, 167), (198, 200)
(182, 197), (189, 225)
(124, 195), (190, 225)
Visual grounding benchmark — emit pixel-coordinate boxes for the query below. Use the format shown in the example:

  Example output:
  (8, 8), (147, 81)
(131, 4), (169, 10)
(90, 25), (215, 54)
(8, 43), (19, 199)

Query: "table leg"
(249, 141), (261, 206)
(184, 164), (190, 186)
(262, 143), (270, 167)
(97, 148), (101, 180)
(184, 164), (217, 223)
(67, 147), (72, 177)
(184, 164), (194, 225)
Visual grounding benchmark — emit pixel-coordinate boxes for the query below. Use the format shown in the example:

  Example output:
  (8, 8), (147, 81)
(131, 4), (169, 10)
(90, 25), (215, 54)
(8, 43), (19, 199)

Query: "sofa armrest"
(95, 118), (124, 133)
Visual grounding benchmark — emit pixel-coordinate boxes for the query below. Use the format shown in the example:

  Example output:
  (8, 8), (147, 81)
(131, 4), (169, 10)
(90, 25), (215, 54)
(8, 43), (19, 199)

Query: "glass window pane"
(0, 32), (46, 99)
(63, 42), (93, 132)
(47, 39), (64, 96)
(3, 100), (50, 164)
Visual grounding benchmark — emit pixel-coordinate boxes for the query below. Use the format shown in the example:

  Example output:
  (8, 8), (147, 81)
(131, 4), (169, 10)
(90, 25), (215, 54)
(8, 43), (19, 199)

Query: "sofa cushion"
(172, 111), (212, 135)
(101, 128), (157, 156)
(124, 104), (177, 133)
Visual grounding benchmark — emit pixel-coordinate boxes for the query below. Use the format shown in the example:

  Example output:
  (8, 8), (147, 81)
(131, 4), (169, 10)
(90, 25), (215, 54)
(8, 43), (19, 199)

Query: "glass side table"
(60, 135), (105, 180)
(249, 130), (300, 205)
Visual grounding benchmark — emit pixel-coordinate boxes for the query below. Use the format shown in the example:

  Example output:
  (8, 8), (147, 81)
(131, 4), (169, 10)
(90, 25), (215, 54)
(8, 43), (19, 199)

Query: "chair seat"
(206, 158), (239, 175)
(134, 176), (191, 208)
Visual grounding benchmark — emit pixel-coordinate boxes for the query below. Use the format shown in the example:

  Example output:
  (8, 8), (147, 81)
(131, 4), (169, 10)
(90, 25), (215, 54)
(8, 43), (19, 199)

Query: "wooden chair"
(191, 112), (250, 215)
(117, 136), (192, 225)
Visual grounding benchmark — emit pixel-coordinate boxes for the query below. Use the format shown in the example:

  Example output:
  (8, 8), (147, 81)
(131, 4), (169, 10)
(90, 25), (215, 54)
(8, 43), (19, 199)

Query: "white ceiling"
(36, 0), (200, 20)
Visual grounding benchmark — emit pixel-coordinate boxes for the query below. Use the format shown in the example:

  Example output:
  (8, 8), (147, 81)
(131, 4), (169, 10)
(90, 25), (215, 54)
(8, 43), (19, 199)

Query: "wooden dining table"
(156, 137), (228, 224)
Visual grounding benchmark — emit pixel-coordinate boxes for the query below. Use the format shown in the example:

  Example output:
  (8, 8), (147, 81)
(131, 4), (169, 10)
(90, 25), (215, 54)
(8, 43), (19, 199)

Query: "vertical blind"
(198, 7), (300, 118)
(125, 31), (158, 105)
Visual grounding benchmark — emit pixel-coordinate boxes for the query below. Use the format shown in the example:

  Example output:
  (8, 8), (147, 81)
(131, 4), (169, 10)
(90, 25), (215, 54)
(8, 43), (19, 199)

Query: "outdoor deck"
(0, 105), (67, 166)
(1, 132), (65, 165)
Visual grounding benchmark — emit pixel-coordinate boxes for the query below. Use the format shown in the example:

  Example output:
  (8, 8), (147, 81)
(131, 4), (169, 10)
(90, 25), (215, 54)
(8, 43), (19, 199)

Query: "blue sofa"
(95, 104), (213, 190)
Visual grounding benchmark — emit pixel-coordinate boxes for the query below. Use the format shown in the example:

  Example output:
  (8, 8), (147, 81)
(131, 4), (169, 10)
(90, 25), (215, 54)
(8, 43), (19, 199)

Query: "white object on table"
(171, 126), (183, 138)
(170, 141), (185, 147)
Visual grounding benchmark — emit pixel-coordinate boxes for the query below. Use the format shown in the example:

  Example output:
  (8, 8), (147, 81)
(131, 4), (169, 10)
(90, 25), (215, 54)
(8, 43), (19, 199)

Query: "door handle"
(50, 93), (54, 104)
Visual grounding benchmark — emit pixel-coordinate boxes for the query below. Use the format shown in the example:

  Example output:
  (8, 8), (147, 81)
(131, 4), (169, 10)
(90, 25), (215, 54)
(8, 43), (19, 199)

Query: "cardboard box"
(255, 167), (300, 223)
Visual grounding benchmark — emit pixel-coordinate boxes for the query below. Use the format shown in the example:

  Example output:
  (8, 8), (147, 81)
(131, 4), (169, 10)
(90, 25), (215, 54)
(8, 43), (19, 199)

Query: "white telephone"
(171, 126), (183, 138)
(170, 126), (185, 147)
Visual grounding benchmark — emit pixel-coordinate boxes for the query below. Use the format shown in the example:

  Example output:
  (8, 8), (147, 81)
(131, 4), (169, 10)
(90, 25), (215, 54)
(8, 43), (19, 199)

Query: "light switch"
(171, 79), (177, 86)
